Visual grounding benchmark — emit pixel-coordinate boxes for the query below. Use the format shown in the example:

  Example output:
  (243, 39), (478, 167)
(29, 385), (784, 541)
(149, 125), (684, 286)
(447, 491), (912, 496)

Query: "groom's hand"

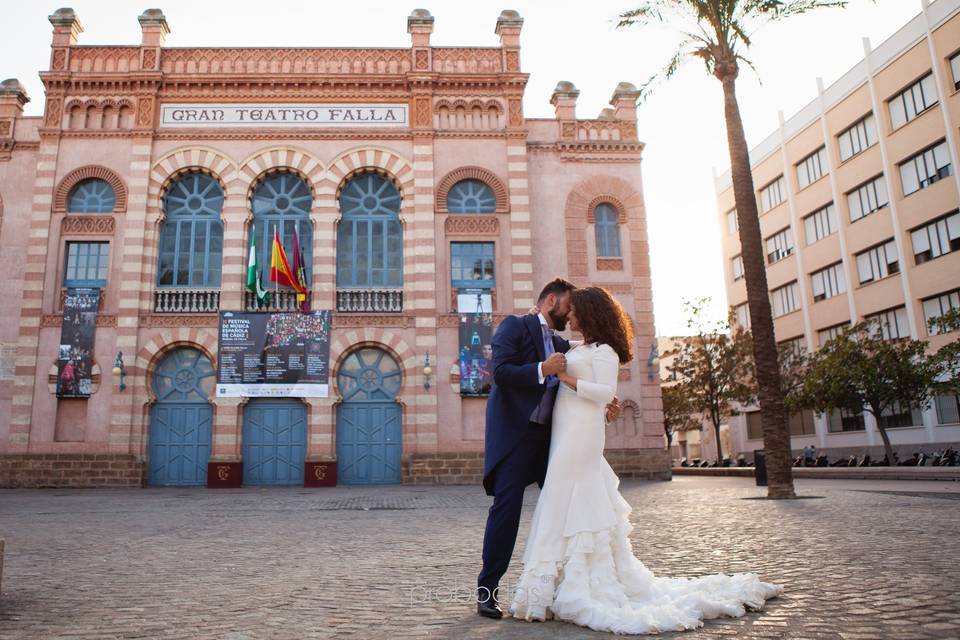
(541, 352), (566, 376)
(605, 397), (622, 423)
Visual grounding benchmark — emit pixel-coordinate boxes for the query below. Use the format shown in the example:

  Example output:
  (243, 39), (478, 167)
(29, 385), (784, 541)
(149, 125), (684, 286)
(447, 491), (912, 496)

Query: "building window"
(923, 289), (960, 335)
(64, 241), (109, 288)
(733, 303), (751, 329)
(67, 178), (116, 213)
(888, 73), (938, 130)
(771, 281), (799, 318)
(936, 393), (960, 425)
(877, 402), (923, 430)
(847, 175), (888, 222)
(731, 254), (744, 281)
(912, 210), (960, 265)
(765, 227), (794, 264)
(865, 306), (910, 340)
(855, 240), (899, 285)
(447, 179), (496, 213)
(451, 242), (495, 289)
(789, 409), (817, 436)
(803, 203), (838, 245)
(818, 323), (848, 347)
(838, 113), (878, 162)
(899, 140), (952, 197)
(726, 209), (738, 235)
(778, 335), (805, 356)
(746, 411), (763, 440)
(828, 409), (865, 432)
(759, 176), (785, 213)
(811, 262), (846, 302)
(951, 52), (960, 91)
(796, 146), (827, 190)
(336, 172), (403, 288)
(157, 172), (224, 288)
(594, 203), (622, 257)
(252, 172), (313, 286)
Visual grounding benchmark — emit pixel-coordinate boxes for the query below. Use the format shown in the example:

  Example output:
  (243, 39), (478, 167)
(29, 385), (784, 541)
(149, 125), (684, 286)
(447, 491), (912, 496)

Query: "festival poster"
(457, 290), (493, 396)
(57, 288), (99, 398)
(216, 310), (331, 397)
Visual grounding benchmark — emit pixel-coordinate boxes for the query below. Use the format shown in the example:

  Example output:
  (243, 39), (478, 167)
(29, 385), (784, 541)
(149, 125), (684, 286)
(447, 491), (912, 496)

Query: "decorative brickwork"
(435, 166), (508, 213)
(0, 455), (144, 488)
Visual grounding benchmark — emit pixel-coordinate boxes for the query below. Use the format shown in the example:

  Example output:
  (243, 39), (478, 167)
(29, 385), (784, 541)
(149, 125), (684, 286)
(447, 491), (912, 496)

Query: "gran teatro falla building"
(0, 7), (669, 487)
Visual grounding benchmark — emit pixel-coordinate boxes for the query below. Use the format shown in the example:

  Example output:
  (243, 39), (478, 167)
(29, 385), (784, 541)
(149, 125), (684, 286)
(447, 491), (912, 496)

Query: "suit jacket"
(482, 313), (570, 496)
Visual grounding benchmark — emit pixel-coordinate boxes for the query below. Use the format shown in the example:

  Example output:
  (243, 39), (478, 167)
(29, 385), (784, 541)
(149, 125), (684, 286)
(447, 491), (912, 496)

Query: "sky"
(1, 0), (922, 335)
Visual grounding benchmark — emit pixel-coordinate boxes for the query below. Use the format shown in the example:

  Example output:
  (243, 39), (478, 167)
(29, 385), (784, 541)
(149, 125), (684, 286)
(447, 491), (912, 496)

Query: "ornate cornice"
(139, 314), (218, 328)
(61, 215), (116, 234)
(42, 314), (116, 328)
(444, 216), (500, 235)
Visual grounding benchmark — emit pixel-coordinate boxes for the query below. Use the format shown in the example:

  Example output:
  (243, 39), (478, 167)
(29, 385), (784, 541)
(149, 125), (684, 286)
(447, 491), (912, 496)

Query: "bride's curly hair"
(570, 286), (634, 364)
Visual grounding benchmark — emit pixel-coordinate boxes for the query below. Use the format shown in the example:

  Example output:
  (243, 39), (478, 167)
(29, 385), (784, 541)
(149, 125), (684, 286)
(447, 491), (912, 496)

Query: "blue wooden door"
(336, 348), (402, 484)
(242, 400), (307, 485)
(148, 347), (215, 486)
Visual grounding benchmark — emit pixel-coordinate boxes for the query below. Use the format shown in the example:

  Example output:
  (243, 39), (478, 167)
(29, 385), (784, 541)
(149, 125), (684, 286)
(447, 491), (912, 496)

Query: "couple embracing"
(477, 279), (781, 635)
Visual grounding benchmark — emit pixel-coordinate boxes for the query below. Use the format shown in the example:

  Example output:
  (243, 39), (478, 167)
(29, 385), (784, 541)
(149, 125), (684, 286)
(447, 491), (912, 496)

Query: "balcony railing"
(244, 290), (301, 313)
(336, 288), (403, 313)
(153, 289), (220, 313)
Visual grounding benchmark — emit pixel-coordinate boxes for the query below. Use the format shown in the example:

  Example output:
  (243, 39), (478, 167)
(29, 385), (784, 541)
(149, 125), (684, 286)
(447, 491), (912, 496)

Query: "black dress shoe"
(477, 599), (503, 619)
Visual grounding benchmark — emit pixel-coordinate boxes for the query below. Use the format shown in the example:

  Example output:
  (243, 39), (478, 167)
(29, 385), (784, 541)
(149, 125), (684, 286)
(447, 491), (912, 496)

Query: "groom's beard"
(547, 303), (568, 332)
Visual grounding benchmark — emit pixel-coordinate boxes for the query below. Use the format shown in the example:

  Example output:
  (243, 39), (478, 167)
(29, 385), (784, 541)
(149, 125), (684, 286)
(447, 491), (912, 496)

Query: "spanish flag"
(269, 227), (307, 295)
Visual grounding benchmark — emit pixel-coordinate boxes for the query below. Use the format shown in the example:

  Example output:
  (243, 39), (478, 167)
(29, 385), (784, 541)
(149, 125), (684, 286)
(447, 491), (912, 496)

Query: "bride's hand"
(557, 371), (577, 390)
(528, 304), (540, 315)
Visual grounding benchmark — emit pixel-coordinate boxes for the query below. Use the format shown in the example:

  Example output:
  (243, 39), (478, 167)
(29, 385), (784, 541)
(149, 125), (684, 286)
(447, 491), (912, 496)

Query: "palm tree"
(619, 1), (853, 499)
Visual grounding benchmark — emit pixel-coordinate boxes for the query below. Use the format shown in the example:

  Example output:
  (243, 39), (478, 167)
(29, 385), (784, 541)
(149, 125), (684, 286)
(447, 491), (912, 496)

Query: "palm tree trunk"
(719, 72), (795, 498)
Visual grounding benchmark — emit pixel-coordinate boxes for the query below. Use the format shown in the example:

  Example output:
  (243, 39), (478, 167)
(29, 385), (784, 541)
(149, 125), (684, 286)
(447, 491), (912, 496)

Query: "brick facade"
(0, 8), (669, 488)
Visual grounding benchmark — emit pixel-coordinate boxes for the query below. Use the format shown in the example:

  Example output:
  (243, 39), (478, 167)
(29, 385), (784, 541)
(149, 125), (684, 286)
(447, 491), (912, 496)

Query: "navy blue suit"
(477, 313), (569, 597)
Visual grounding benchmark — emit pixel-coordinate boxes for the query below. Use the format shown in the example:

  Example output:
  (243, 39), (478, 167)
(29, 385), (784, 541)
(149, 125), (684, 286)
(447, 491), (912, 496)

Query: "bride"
(509, 286), (782, 634)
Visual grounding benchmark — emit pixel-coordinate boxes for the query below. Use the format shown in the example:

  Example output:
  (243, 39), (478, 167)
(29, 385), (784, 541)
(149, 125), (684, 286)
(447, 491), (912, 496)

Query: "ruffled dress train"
(509, 343), (782, 635)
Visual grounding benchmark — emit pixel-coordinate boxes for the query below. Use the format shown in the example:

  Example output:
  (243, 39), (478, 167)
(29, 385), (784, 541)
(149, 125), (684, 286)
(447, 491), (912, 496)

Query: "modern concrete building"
(0, 8), (668, 487)
(716, 0), (960, 461)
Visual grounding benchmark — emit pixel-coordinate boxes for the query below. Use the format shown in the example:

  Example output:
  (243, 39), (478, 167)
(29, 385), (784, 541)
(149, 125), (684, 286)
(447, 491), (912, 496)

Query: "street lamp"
(423, 352), (433, 390)
(112, 351), (126, 392)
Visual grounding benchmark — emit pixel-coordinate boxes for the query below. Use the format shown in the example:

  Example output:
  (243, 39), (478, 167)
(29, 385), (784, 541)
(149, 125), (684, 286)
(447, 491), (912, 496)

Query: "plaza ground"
(1, 476), (958, 639)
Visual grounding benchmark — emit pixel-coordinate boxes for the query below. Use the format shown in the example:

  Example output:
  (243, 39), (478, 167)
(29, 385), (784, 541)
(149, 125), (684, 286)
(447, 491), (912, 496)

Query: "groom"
(476, 278), (618, 619)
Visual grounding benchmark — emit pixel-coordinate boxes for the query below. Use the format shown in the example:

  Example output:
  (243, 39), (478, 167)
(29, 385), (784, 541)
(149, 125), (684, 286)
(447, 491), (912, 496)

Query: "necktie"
(543, 327), (559, 387)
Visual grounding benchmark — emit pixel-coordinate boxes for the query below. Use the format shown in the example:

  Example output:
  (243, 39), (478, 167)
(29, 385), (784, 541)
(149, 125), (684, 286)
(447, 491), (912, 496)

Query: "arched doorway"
(336, 347), (402, 484)
(242, 399), (307, 486)
(148, 347), (215, 486)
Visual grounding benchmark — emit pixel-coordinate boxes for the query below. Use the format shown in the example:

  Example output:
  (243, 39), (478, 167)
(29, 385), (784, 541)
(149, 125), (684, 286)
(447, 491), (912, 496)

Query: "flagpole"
(273, 223), (278, 308)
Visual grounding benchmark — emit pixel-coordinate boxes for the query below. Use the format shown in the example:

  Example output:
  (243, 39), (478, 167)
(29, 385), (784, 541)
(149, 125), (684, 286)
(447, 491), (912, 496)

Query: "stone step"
(673, 466), (960, 481)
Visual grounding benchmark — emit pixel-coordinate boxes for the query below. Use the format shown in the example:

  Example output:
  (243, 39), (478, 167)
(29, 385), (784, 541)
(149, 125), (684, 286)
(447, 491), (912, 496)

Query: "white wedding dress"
(510, 342), (782, 634)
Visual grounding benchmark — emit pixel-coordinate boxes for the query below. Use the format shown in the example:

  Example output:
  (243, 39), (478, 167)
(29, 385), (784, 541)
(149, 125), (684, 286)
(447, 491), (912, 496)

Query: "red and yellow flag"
(269, 227), (307, 294)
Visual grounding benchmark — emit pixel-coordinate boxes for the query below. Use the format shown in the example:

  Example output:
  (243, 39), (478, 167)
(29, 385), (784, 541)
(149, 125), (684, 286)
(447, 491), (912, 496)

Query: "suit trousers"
(477, 421), (550, 600)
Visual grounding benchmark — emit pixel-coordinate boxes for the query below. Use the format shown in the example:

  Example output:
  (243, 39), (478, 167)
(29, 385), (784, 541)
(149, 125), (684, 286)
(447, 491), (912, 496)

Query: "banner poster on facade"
(216, 311), (331, 398)
(457, 290), (494, 396)
(57, 288), (99, 398)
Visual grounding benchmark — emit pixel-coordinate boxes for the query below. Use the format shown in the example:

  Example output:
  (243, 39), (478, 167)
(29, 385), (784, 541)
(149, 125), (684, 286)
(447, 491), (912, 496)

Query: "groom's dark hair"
(537, 278), (576, 303)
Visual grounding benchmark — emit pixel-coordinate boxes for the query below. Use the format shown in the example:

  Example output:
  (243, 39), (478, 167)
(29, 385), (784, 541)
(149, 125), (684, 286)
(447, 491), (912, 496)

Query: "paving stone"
(0, 477), (958, 639)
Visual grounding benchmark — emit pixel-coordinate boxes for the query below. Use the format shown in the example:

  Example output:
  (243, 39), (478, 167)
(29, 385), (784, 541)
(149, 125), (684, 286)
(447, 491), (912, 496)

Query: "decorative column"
(0, 79), (29, 162)
(496, 11), (534, 312)
(109, 10), (168, 457)
(8, 10), (79, 451)
(551, 80), (579, 142)
(407, 9), (440, 459)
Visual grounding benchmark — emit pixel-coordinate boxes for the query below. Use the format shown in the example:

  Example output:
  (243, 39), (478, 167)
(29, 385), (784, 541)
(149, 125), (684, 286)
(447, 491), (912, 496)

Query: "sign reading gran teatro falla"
(160, 103), (408, 128)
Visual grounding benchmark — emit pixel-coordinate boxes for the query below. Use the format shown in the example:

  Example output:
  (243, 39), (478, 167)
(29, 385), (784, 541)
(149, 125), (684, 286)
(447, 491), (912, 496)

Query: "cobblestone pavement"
(1, 476), (959, 639)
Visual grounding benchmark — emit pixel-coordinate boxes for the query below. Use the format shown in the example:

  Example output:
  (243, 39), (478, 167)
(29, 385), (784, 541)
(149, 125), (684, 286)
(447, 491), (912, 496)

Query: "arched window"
(68, 178), (116, 213)
(337, 172), (402, 288)
(157, 172), (224, 288)
(447, 179), (496, 213)
(252, 172), (313, 285)
(594, 203), (622, 258)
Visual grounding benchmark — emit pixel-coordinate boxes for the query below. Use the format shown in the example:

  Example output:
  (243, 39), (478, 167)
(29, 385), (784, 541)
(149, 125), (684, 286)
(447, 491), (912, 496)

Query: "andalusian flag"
(269, 226), (307, 295)
(245, 229), (270, 307)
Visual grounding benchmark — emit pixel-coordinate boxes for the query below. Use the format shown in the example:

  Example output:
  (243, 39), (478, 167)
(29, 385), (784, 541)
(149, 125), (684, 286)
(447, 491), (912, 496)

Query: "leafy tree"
(618, 0), (856, 497)
(665, 299), (755, 463)
(799, 322), (944, 465)
(929, 308), (960, 397)
(661, 383), (702, 452)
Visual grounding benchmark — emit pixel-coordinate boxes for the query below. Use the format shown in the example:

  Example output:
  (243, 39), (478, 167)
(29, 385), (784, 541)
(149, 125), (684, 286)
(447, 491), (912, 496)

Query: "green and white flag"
(246, 229), (271, 307)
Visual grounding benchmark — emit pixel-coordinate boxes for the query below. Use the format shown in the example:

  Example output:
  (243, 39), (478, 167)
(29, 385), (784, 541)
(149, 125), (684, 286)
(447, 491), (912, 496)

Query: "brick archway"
(53, 165), (129, 214)
(329, 328), (417, 402)
(238, 146), (326, 204)
(435, 166), (509, 213)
